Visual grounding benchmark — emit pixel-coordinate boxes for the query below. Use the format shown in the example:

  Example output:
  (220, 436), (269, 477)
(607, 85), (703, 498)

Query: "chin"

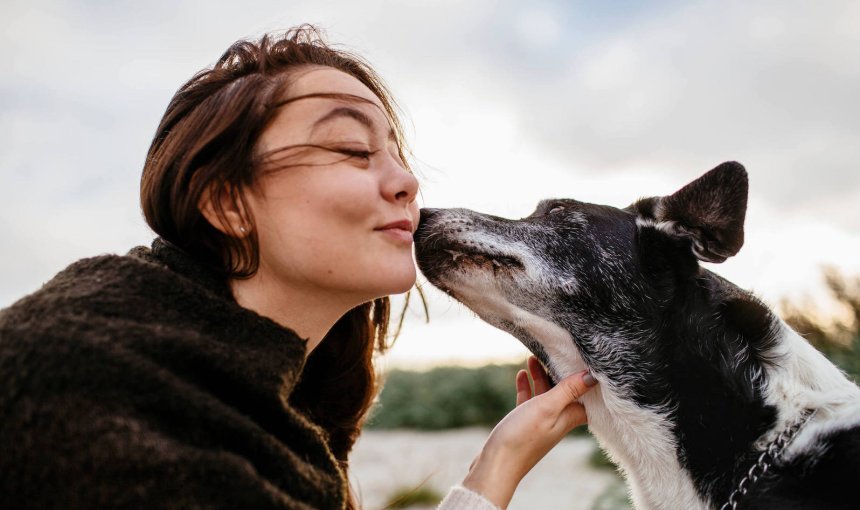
(387, 273), (417, 295)
(378, 261), (417, 296)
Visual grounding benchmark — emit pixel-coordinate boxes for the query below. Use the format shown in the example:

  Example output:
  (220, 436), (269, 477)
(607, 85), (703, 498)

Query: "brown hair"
(140, 26), (406, 508)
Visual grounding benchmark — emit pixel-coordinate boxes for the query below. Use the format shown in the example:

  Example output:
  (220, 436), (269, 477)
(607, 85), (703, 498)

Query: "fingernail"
(583, 371), (598, 387)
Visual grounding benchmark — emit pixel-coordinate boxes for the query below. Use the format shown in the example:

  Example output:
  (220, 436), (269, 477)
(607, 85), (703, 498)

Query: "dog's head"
(414, 162), (771, 395)
(415, 161), (842, 508)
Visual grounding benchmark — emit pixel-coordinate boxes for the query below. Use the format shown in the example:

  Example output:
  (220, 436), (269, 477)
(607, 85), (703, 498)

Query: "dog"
(414, 162), (860, 509)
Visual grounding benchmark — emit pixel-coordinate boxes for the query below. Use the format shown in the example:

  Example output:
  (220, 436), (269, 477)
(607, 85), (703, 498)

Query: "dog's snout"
(419, 208), (441, 223)
(417, 208), (442, 235)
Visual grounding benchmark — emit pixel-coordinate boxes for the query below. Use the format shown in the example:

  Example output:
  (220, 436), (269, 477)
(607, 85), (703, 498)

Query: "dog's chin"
(418, 239), (523, 270)
(427, 266), (520, 303)
(450, 257), (523, 283)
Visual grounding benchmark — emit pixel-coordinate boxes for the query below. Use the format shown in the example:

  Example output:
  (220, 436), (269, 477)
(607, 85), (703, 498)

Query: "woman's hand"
(462, 356), (598, 509)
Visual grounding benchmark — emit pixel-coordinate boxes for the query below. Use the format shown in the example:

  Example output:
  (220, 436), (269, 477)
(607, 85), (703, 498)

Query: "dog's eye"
(548, 206), (565, 215)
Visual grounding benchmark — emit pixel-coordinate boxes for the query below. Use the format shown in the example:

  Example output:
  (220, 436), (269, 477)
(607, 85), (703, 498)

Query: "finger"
(557, 401), (589, 431)
(515, 369), (532, 406)
(528, 356), (552, 395)
(543, 370), (597, 409)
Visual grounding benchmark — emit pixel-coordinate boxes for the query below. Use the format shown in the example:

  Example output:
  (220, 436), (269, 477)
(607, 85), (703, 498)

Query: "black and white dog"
(414, 162), (860, 509)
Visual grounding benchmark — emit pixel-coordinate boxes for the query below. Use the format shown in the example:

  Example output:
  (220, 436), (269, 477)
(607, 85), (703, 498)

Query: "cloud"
(2, 0), (858, 367)
(476, 1), (860, 228)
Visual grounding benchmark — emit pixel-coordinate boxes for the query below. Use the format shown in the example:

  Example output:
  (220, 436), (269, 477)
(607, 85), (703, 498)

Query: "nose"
(381, 156), (419, 205)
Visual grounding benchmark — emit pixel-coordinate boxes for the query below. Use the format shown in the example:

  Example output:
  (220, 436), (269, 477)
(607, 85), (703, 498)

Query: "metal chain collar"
(719, 408), (818, 510)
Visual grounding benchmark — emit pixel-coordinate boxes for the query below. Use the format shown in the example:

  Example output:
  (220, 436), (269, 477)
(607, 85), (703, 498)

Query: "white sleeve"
(437, 485), (501, 510)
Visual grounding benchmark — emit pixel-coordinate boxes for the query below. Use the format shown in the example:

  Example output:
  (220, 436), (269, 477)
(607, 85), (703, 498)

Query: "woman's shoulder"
(0, 240), (308, 400)
(0, 240), (287, 341)
(0, 246), (203, 395)
(0, 243), (334, 509)
(0, 250), (152, 334)
(2, 245), (173, 315)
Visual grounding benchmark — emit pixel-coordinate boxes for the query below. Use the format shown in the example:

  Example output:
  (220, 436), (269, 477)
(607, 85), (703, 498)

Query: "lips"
(377, 219), (415, 233)
(376, 219), (415, 244)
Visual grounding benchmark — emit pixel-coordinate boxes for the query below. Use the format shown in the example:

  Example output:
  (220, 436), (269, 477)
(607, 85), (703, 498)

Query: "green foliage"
(588, 442), (618, 471)
(368, 363), (521, 429)
(368, 362), (594, 433)
(813, 333), (860, 383)
(783, 269), (860, 383)
(383, 485), (443, 508)
(591, 478), (633, 510)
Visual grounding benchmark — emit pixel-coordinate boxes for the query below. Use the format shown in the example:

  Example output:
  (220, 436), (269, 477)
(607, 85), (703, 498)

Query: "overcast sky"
(2, 0), (859, 367)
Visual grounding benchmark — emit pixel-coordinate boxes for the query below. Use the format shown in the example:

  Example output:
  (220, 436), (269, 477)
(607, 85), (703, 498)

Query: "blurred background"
(2, 1), (858, 508)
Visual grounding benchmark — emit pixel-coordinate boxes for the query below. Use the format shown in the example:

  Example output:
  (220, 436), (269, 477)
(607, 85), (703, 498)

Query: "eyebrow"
(314, 106), (375, 130)
(269, 93), (396, 141)
(313, 106), (397, 142)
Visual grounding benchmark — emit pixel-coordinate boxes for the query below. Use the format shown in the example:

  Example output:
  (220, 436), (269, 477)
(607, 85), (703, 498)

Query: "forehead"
(535, 198), (627, 214)
(531, 199), (635, 231)
(285, 66), (383, 108)
(258, 66), (390, 152)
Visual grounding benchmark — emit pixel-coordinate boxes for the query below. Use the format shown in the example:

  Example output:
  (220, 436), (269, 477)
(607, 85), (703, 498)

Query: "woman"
(0, 26), (596, 509)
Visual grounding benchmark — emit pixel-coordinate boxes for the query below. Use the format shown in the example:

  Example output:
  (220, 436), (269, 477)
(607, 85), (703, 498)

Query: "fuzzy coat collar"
(0, 238), (347, 509)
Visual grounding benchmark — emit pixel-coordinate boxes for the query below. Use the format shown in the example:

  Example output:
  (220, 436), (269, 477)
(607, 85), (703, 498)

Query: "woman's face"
(245, 66), (419, 304)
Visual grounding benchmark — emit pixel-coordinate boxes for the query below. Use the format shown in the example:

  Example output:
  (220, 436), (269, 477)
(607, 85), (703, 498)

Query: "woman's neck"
(229, 274), (358, 354)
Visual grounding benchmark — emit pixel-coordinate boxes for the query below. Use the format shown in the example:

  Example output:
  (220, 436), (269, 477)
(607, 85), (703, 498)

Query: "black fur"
(415, 162), (859, 508)
(742, 427), (860, 509)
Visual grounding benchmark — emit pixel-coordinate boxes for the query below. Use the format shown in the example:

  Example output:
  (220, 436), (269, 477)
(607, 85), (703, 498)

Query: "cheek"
(252, 177), (375, 262)
(249, 170), (416, 295)
(327, 189), (377, 228)
(260, 199), (369, 258)
(259, 171), (375, 237)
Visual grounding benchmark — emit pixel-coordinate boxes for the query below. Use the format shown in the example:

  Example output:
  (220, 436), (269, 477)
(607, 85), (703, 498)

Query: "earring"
(239, 226), (247, 233)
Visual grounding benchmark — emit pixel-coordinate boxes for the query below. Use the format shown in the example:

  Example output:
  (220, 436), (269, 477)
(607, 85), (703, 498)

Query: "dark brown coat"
(0, 239), (346, 509)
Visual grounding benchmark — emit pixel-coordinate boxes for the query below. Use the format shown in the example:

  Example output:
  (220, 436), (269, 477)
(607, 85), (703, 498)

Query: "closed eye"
(335, 147), (377, 159)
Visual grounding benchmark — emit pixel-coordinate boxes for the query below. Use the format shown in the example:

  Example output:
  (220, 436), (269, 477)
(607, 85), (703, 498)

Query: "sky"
(2, 0), (859, 368)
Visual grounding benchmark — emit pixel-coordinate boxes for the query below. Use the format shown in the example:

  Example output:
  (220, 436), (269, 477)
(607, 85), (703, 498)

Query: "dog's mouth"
(442, 247), (525, 274)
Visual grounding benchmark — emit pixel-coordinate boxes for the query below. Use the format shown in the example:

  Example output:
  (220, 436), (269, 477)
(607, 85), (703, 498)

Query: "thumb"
(543, 370), (597, 408)
(557, 401), (589, 431)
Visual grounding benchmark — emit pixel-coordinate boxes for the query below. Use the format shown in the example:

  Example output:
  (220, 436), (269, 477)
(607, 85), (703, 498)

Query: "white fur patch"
(446, 227), (580, 296)
(634, 216), (679, 236)
(445, 269), (584, 379)
(582, 382), (708, 510)
(758, 321), (860, 460)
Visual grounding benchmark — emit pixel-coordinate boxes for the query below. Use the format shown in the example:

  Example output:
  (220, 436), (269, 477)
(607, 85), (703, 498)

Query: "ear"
(198, 183), (251, 238)
(628, 161), (748, 263)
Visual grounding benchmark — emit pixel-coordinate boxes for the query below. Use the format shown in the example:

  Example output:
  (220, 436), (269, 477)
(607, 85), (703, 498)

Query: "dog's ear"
(628, 161), (748, 263)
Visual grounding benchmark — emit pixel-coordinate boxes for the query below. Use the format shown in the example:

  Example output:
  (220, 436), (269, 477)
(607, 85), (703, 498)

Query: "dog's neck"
(571, 278), (786, 508)
(576, 300), (858, 510)
(579, 368), (710, 509)
(580, 346), (776, 508)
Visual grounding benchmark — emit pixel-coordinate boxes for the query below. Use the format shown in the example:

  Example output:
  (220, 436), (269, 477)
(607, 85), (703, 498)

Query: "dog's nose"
(418, 208), (444, 230)
(415, 208), (442, 240)
(419, 208), (441, 224)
